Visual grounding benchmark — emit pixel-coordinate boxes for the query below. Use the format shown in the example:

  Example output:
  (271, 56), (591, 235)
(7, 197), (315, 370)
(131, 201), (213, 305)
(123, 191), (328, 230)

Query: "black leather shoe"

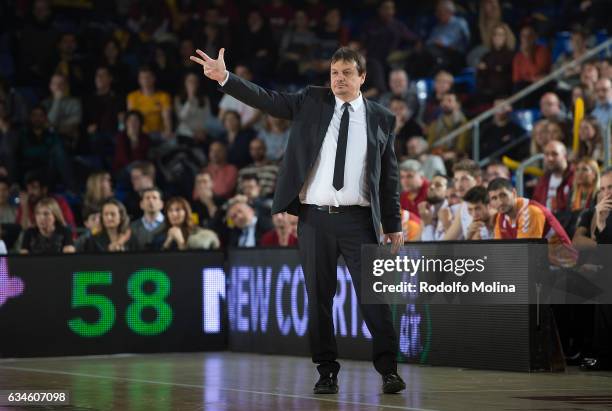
(314, 373), (339, 394)
(580, 357), (611, 371)
(382, 372), (406, 394)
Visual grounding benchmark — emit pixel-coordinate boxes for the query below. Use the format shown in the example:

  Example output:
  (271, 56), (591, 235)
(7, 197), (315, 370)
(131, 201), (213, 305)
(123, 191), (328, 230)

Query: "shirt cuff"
(218, 71), (229, 87)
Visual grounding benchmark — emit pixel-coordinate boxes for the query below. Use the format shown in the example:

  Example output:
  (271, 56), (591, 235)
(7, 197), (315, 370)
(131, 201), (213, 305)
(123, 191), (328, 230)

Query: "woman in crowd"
(20, 197), (74, 254)
(83, 199), (137, 252)
(576, 116), (604, 162)
(154, 196), (219, 250)
(83, 171), (113, 216)
(257, 115), (290, 162)
(260, 212), (298, 247)
(174, 72), (212, 148)
(476, 22), (516, 102)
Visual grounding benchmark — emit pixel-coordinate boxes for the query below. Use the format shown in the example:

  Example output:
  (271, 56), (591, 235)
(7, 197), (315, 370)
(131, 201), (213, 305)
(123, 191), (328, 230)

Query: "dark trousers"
(297, 204), (398, 377)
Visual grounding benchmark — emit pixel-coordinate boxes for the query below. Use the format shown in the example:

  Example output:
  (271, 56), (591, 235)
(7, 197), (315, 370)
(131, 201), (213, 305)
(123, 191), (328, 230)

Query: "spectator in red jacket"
(260, 212), (298, 247)
(532, 141), (574, 214)
(399, 159), (429, 217)
(113, 110), (151, 173)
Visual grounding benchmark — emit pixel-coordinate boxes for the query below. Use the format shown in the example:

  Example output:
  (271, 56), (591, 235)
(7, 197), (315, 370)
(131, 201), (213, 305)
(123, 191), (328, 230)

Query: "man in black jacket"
(191, 46), (405, 394)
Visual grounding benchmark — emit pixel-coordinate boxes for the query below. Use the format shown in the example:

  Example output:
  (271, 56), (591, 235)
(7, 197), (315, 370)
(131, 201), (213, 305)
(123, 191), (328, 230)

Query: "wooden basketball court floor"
(1, 352), (611, 411)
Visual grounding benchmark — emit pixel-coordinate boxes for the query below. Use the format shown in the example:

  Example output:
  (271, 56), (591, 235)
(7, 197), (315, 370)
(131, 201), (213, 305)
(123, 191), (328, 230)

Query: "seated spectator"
(576, 168), (612, 371)
(99, 39), (131, 94)
(403, 137), (446, 180)
(360, 0), (417, 72)
(203, 141), (238, 199)
(218, 65), (262, 129)
(570, 85), (596, 120)
(579, 62), (599, 94)
(277, 9), (317, 84)
(423, 70), (454, 124)
(476, 23), (516, 103)
(469, 0), (502, 67)
(554, 26), (590, 89)
(154, 196), (219, 250)
(41, 73), (82, 147)
(532, 141), (574, 214)
(83, 199), (138, 252)
(443, 159), (486, 240)
(540, 92), (570, 142)
(0, 77), (29, 127)
(74, 206), (100, 252)
(124, 161), (156, 220)
(418, 174), (451, 241)
(175, 72), (212, 146)
(488, 177), (576, 267)
(311, 8), (350, 83)
(226, 197), (270, 247)
(84, 66), (125, 163)
(426, 92), (469, 154)
(529, 119), (564, 156)
(48, 32), (86, 96)
(0, 177), (17, 223)
(238, 138), (279, 198)
(389, 97), (423, 157)
(258, 115), (290, 162)
(480, 99), (528, 159)
(483, 160), (511, 185)
(239, 173), (272, 218)
(592, 78), (612, 133)
(223, 110), (255, 169)
(113, 110), (151, 173)
(463, 186), (493, 240)
(512, 25), (551, 95)
(260, 212), (298, 246)
(423, 0), (470, 75)
(191, 171), (224, 231)
(346, 40), (388, 99)
(19, 197), (74, 254)
(378, 69), (419, 116)
(575, 116), (604, 162)
(127, 66), (172, 140)
(129, 187), (166, 250)
(570, 157), (599, 213)
(236, 8), (277, 78)
(16, 171), (75, 230)
(83, 171), (113, 217)
(399, 160), (429, 216)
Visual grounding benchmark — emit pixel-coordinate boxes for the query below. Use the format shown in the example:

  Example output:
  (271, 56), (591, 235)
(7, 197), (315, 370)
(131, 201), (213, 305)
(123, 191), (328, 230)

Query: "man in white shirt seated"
(418, 174), (450, 241)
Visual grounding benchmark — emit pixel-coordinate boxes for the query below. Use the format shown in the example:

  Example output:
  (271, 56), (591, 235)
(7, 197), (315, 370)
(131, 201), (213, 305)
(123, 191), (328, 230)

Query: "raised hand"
(190, 48), (227, 83)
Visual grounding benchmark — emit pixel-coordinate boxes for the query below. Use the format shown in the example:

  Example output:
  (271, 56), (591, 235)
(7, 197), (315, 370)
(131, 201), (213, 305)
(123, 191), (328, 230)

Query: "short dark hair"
(24, 170), (49, 188)
(140, 186), (163, 200)
(452, 159), (482, 179)
(138, 65), (155, 75)
(331, 47), (366, 75)
(125, 110), (144, 125)
(463, 186), (489, 204)
(487, 177), (514, 192)
(241, 173), (259, 184)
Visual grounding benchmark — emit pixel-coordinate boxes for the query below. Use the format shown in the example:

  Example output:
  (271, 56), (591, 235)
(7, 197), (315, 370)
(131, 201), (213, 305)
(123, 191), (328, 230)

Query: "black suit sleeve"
(219, 72), (307, 120)
(379, 113), (401, 234)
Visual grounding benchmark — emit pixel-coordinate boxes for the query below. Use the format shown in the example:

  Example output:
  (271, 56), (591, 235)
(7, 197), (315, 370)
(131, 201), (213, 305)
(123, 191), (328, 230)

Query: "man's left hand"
(383, 232), (403, 254)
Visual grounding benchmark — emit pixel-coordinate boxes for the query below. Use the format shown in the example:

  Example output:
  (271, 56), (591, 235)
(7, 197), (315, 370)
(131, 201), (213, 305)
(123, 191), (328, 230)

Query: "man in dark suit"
(191, 46), (405, 394)
(226, 198), (269, 247)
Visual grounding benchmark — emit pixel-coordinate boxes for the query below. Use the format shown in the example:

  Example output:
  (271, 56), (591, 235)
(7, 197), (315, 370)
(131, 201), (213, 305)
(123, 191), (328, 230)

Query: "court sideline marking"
(0, 365), (439, 411)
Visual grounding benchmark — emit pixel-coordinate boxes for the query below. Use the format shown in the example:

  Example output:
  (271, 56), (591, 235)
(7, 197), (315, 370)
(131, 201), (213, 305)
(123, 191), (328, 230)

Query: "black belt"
(305, 204), (369, 214)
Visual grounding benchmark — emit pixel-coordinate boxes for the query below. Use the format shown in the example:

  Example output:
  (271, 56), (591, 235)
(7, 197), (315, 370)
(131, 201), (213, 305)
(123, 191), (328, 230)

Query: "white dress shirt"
(300, 93), (370, 206)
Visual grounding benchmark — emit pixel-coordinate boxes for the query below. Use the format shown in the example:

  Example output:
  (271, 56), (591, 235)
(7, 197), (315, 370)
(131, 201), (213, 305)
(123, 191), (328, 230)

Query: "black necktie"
(333, 102), (350, 191)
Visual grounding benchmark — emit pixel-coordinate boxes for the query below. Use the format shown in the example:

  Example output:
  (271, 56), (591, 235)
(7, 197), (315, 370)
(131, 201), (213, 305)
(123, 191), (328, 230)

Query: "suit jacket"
(227, 218), (269, 248)
(219, 73), (401, 240)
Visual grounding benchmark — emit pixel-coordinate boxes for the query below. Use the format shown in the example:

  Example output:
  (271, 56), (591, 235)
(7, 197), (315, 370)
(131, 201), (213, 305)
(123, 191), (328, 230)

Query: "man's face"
(543, 143), (567, 173)
(427, 176), (447, 203)
(228, 203), (253, 229)
(600, 174), (612, 198)
(441, 94), (458, 114)
(488, 188), (516, 214)
(26, 181), (45, 202)
(493, 99), (511, 122)
(453, 170), (478, 198)
(581, 64), (599, 86)
(209, 143), (226, 164)
(241, 179), (260, 199)
(434, 74), (453, 95)
(540, 93), (560, 118)
(520, 27), (536, 47)
(49, 75), (66, 95)
(485, 165), (510, 182)
(467, 201), (489, 222)
(389, 100), (409, 122)
(195, 173), (213, 194)
(249, 139), (266, 161)
(595, 79), (612, 104)
(59, 34), (77, 55)
(379, 1), (395, 21)
(330, 59), (365, 100)
(138, 71), (155, 89)
(406, 138), (423, 157)
(400, 170), (422, 192)
(389, 71), (408, 94)
(140, 191), (163, 214)
(95, 68), (112, 91)
(436, 3), (453, 24)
